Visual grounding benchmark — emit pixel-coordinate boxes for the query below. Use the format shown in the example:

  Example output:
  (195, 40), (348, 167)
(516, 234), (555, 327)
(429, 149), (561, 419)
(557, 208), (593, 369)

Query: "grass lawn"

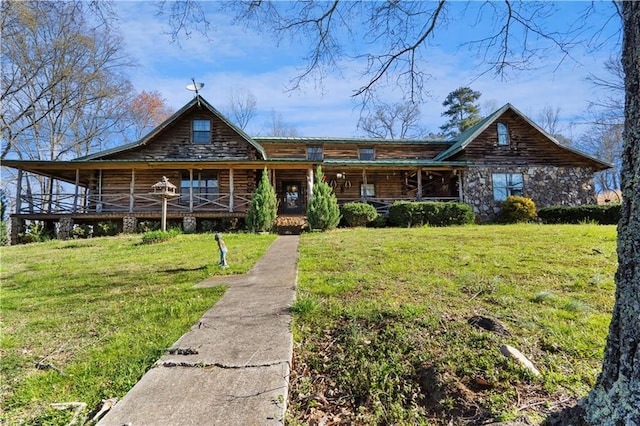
(289, 224), (617, 425)
(0, 232), (277, 425)
(1, 225), (617, 425)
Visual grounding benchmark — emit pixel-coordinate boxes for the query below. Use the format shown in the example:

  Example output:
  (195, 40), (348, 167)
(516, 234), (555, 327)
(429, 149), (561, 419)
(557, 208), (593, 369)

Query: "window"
(307, 146), (323, 161)
(192, 119), (211, 144)
(359, 147), (375, 160)
(181, 171), (218, 204)
(360, 183), (375, 197)
(492, 173), (523, 201)
(497, 122), (509, 145)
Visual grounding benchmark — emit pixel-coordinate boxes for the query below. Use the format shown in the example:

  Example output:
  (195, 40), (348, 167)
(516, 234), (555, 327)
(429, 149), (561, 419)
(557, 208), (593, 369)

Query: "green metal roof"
(254, 136), (451, 146)
(322, 159), (466, 167)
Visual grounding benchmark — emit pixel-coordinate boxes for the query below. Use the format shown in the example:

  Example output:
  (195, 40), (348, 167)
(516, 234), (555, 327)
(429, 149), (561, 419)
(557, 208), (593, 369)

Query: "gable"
(437, 105), (610, 171)
(77, 96), (266, 162)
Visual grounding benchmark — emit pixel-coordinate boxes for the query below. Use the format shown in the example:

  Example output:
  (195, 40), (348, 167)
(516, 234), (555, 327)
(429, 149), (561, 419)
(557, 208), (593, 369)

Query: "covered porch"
(5, 160), (465, 243)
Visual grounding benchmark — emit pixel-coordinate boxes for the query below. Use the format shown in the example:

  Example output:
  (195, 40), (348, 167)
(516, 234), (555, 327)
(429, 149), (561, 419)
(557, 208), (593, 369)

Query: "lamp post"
(150, 177), (179, 231)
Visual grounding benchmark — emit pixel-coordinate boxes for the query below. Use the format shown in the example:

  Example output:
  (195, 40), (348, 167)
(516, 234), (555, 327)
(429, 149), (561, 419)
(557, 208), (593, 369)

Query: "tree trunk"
(585, 2), (640, 424)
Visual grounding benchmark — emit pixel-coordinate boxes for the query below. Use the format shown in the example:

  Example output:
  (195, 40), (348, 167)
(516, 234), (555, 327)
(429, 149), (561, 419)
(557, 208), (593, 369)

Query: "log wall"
(453, 110), (600, 168)
(103, 108), (261, 161)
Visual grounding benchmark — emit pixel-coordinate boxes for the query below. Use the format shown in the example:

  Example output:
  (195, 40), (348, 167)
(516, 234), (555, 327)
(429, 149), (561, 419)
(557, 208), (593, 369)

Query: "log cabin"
(2, 95), (610, 243)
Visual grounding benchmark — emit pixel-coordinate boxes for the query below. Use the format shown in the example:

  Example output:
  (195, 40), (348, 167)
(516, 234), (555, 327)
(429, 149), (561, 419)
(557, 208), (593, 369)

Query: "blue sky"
(112, 1), (622, 139)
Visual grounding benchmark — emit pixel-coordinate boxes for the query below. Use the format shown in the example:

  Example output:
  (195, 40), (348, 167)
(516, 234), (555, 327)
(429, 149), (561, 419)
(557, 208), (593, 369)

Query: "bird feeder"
(150, 176), (179, 231)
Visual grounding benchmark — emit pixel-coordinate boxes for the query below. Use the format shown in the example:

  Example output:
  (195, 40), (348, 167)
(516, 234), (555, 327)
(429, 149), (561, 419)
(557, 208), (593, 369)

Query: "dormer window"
(497, 122), (509, 145)
(307, 146), (323, 161)
(359, 147), (375, 160)
(193, 119), (211, 144)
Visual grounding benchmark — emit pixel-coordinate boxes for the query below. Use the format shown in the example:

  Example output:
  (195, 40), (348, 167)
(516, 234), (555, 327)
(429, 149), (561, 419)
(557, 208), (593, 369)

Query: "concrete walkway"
(98, 235), (299, 426)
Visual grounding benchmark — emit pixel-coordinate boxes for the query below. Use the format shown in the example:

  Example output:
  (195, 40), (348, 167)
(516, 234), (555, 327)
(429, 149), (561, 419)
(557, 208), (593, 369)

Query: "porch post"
(189, 169), (194, 212)
(457, 170), (464, 202)
(229, 168), (235, 212)
(97, 170), (103, 212)
(307, 167), (314, 201)
(73, 169), (80, 213)
(362, 169), (368, 202)
(129, 169), (135, 213)
(15, 169), (23, 214)
(417, 168), (423, 201)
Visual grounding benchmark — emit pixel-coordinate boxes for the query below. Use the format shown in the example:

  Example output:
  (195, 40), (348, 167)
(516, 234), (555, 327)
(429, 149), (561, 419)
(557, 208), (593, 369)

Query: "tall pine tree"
(306, 166), (341, 231)
(440, 87), (482, 138)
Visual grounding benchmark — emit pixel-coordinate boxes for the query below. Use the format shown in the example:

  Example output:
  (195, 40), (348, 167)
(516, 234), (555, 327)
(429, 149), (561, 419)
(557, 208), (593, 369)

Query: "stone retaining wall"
(463, 166), (597, 222)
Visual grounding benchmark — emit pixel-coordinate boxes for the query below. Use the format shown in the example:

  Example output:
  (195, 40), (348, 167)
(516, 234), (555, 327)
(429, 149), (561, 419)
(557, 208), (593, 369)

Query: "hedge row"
(388, 201), (475, 227)
(537, 204), (621, 224)
(341, 202), (379, 227)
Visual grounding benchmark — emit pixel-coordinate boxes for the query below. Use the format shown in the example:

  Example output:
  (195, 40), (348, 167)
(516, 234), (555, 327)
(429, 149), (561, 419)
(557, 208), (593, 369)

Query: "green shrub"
(307, 166), (341, 231)
(137, 220), (160, 233)
(498, 196), (537, 223)
(246, 168), (278, 233)
(389, 201), (475, 227)
(388, 201), (422, 227)
(368, 214), (388, 228)
(18, 221), (54, 243)
(421, 202), (476, 226)
(94, 221), (120, 237)
(341, 202), (378, 227)
(71, 224), (93, 239)
(537, 204), (621, 225)
(0, 221), (7, 246)
(141, 228), (181, 244)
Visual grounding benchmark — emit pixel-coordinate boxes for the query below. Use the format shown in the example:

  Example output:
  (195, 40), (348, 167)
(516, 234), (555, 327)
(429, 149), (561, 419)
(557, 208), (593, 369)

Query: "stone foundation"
(58, 217), (74, 240)
(183, 216), (197, 233)
(7, 217), (23, 246)
(464, 166), (597, 222)
(123, 216), (138, 233)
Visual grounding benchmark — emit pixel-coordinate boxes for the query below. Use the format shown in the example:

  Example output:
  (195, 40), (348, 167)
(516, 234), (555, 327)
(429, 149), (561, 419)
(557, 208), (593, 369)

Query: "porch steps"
(275, 215), (307, 235)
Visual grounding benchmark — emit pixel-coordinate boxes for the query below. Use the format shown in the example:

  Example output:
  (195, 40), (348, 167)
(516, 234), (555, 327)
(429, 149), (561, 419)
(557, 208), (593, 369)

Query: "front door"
(283, 181), (302, 214)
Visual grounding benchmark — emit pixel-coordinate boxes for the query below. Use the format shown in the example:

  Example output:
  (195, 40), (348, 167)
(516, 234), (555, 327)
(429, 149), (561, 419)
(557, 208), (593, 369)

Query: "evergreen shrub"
(246, 169), (278, 233)
(368, 214), (388, 228)
(538, 204), (621, 224)
(307, 166), (341, 231)
(388, 201), (422, 227)
(421, 202), (476, 226)
(389, 201), (475, 227)
(498, 196), (537, 223)
(341, 202), (378, 227)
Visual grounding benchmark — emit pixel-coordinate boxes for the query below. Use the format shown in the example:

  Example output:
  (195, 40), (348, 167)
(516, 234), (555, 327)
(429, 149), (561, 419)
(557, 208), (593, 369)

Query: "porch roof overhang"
(2, 158), (281, 186)
(2, 157), (467, 187)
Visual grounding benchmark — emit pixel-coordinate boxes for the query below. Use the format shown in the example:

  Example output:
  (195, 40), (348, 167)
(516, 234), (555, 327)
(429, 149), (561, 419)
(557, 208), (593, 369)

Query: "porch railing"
(17, 192), (254, 215)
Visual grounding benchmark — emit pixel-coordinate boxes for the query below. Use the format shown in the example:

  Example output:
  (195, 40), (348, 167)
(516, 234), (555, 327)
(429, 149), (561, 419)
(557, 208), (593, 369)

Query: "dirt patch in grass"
(287, 313), (591, 425)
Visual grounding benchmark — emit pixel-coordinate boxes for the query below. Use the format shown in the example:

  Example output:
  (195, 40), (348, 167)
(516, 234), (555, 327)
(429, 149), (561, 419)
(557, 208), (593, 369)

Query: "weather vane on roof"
(186, 78), (204, 106)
